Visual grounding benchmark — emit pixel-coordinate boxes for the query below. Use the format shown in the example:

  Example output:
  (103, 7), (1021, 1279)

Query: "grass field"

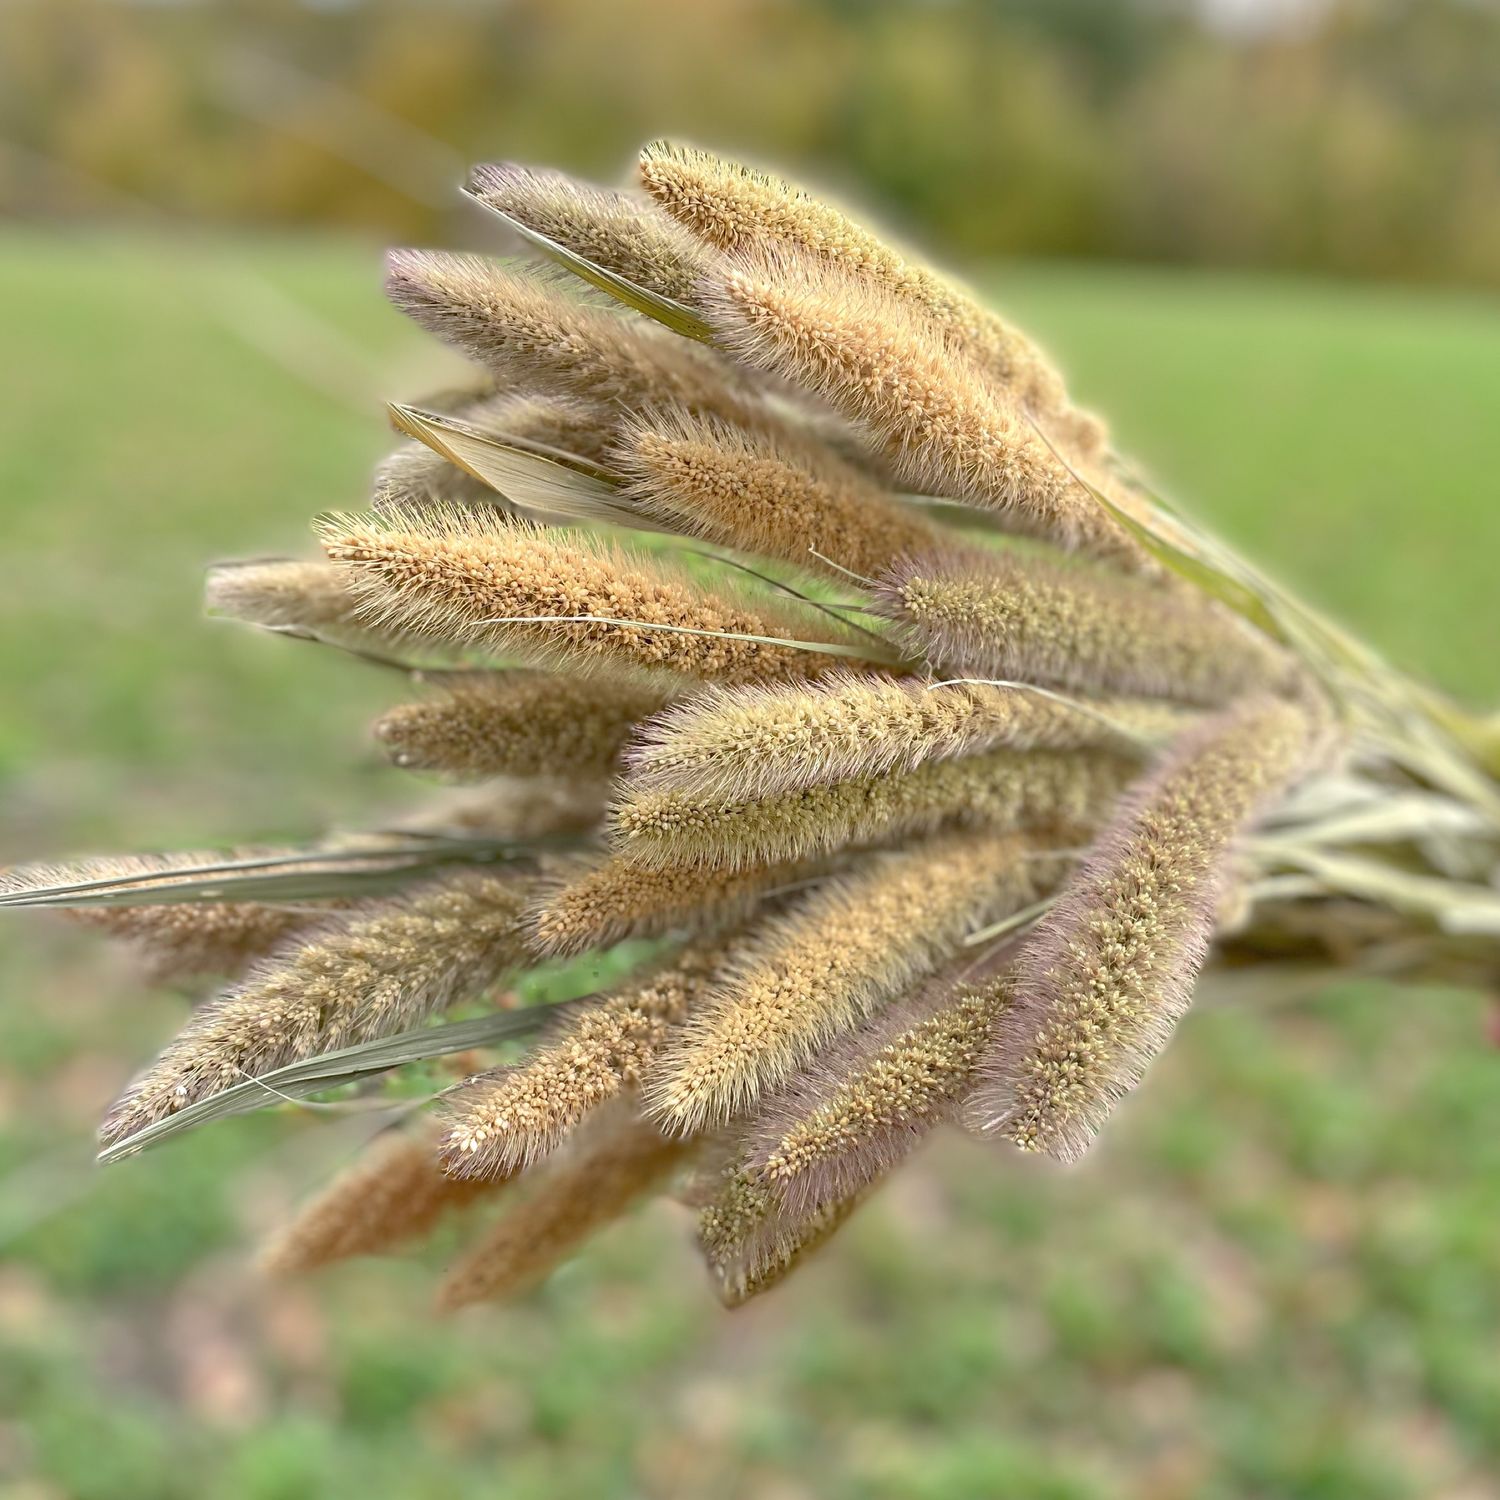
(3, 232), (1500, 1500)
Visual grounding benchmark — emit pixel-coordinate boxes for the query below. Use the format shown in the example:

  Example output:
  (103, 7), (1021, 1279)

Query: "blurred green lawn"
(2, 233), (1500, 1500)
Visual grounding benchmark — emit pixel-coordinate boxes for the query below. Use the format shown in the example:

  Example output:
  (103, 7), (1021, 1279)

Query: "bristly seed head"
(374, 670), (670, 780)
(610, 743), (1132, 873)
(261, 1121), (510, 1276)
(636, 140), (1103, 454)
(623, 670), (1189, 806)
(876, 545), (1296, 707)
(100, 869), (536, 1148)
(468, 161), (710, 304)
(435, 1100), (693, 1310)
(525, 852), (825, 959)
(698, 246), (1144, 568)
(439, 937), (732, 1178)
(385, 249), (764, 428)
(318, 505), (870, 686)
(612, 406), (941, 580)
(966, 696), (1319, 1162)
(695, 1156), (870, 1309)
(643, 830), (1047, 1132)
(744, 969), (1013, 1217)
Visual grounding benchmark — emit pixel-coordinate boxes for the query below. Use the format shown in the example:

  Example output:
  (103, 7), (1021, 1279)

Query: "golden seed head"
(318, 506), (866, 686)
(746, 971), (1011, 1217)
(622, 670), (1186, 806)
(435, 1100), (692, 1310)
(698, 245), (1142, 566)
(440, 937), (732, 1178)
(636, 141), (1097, 450)
(525, 853), (822, 959)
(100, 869), (535, 1147)
(374, 670), (669, 780)
(644, 830), (1045, 1132)
(204, 558), (430, 657)
(261, 1122), (511, 1276)
(385, 249), (762, 428)
(612, 405), (940, 580)
(968, 697), (1318, 1162)
(468, 161), (710, 303)
(878, 545), (1295, 706)
(695, 1158), (869, 1308)
(610, 743), (1132, 873)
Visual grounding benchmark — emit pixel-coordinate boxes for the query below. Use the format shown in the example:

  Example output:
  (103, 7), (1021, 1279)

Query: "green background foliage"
(3, 0), (1500, 287)
(2, 232), (1498, 1498)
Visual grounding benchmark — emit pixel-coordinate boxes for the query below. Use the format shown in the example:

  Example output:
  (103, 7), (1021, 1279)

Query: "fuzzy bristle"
(435, 1101), (692, 1309)
(967, 696), (1319, 1162)
(694, 1159), (869, 1308)
(612, 407), (940, 579)
(468, 162), (709, 303)
(204, 558), (430, 656)
(877, 546), (1293, 706)
(623, 671), (1185, 806)
(373, 670), (669, 779)
(319, 507), (869, 685)
(100, 870), (536, 1147)
(610, 743), (1131, 873)
(643, 830), (1045, 1132)
(525, 853), (822, 959)
(261, 1122), (510, 1275)
(637, 140), (1100, 452)
(440, 938), (731, 1178)
(745, 969), (1012, 1216)
(699, 248), (1141, 566)
(385, 250), (761, 426)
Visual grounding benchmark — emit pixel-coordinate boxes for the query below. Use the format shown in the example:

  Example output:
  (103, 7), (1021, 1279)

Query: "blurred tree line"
(1, 0), (1497, 286)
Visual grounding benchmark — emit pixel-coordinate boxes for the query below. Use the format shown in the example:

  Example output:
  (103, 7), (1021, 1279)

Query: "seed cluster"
(8, 142), (1346, 1311)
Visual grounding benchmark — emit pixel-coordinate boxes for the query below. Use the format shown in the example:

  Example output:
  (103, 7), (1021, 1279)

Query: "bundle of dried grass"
(10, 140), (1497, 1319)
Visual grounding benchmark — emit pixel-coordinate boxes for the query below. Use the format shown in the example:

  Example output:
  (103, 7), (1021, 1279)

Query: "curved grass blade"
(0, 838), (539, 911)
(97, 1002), (577, 1164)
(387, 404), (661, 533)
(461, 187), (713, 341)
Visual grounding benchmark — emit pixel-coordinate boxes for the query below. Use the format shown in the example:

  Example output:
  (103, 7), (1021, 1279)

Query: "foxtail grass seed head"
(745, 970), (1012, 1217)
(441, 937), (731, 1178)
(644, 830), (1045, 1132)
(526, 853), (822, 959)
(100, 870), (536, 1148)
(968, 697), (1319, 1162)
(261, 1122), (511, 1275)
(374, 670), (670, 779)
(204, 558), (430, 656)
(612, 407), (941, 579)
(435, 1100), (692, 1309)
(611, 743), (1131, 873)
(695, 1159), (869, 1309)
(699, 248), (1144, 569)
(319, 506), (868, 686)
(623, 671), (1186, 806)
(385, 250), (763, 427)
(877, 546), (1295, 706)
(9, 140), (1447, 1313)
(468, 162), (709, 304)
(637, 141), (1098, 449)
